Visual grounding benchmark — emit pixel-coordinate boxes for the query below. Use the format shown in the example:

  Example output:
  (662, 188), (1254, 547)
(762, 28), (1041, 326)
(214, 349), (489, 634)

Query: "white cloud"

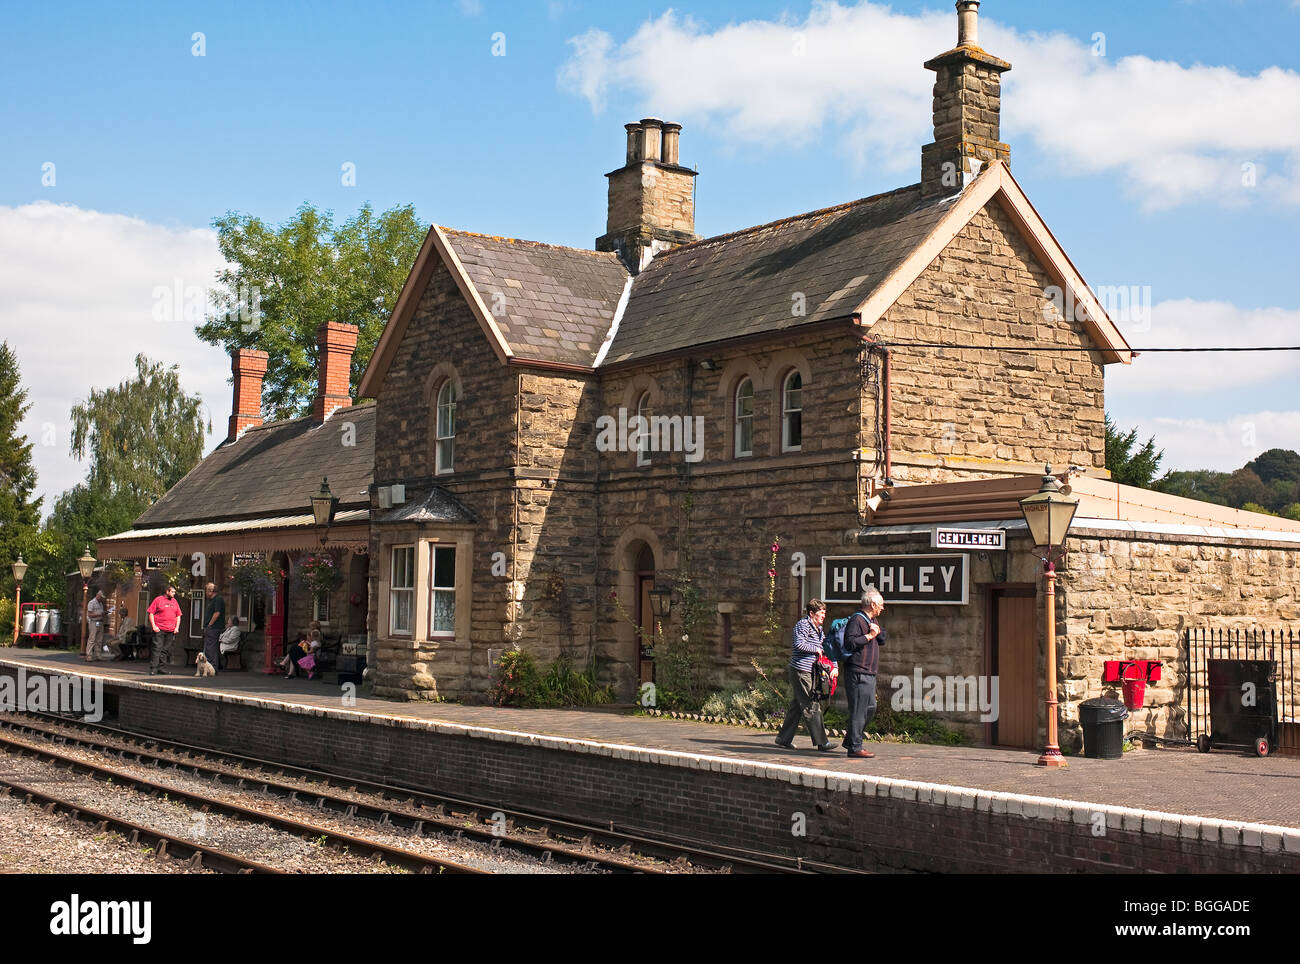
(0, 202), (231, 517)
(1137, 411), (1300, 473)
(457, 0), (483, 17)
(559, 2), (1300, 207)
(1107, 299), (1300, 394)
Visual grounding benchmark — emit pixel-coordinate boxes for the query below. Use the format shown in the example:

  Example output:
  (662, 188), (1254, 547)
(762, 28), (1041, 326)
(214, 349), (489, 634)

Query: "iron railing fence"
(1183, 627), (1299, 755)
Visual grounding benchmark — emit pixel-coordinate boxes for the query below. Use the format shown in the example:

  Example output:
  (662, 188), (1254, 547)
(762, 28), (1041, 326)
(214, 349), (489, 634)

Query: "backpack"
(822, 617), (851, 662)
(813, 654), (839, 701)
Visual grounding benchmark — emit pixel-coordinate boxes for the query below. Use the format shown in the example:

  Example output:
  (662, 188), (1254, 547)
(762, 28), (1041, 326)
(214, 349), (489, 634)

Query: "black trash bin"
(1079, 697), (1129, 759)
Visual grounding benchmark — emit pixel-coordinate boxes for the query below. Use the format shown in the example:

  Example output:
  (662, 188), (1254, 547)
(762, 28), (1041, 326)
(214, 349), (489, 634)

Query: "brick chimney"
(312, 322), (359, 422)
(228, 348), (269, 440)
(596, 118), (698, 272)
(920, 1), (1011, 198)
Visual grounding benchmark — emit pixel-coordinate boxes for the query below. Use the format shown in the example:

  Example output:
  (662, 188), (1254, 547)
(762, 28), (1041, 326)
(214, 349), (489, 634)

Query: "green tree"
(0, 343), (43, 637)
(1157, 469), (1231, 505)
(196, 202), (427, 420)
(70, 354), (210, 504)
(1240, 502), (1278, 517)
(1246, 448), (1300, 486)
(1104, 413), (1164, 488)
(1222, 468), (1270, 509)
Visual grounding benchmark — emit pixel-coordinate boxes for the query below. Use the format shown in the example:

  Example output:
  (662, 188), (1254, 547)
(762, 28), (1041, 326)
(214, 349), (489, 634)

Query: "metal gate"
(1184, 628), (1300, 757)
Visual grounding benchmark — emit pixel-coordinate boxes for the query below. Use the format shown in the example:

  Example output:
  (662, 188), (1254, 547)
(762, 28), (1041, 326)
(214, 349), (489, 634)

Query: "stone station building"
(350, 2), (1300, 754)
(101, 2), (1300, 756)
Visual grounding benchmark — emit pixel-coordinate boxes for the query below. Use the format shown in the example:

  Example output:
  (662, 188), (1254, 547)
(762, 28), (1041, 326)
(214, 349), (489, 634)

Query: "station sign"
(931, 527), (1006, 551)
(821, 554), (968, 606)
(232, 552), (266, 565)
(145, 556), (177, 570)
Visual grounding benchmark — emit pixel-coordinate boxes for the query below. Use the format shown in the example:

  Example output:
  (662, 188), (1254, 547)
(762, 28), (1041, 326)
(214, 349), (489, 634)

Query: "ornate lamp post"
(1019, 465), (1079, 768)
(310, 478), (339, 545)
(77, 546), (96, 655)
(11, 555), (26, 645)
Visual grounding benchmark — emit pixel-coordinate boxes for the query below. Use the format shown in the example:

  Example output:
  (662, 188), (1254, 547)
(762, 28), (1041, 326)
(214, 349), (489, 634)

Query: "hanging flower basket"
(231, 559), (280, 600)
(147, 561), (189, 595)
(294, 553), (343, 600)
(100, 560), (136, 592)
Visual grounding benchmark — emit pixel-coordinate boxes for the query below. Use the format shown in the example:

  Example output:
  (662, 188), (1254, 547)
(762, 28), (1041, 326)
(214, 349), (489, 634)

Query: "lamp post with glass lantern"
(310, 478), (339, 545)
(1019, 465), (1079, 768)
(11, 555), (26, 645)
(77, 546), (96, 656)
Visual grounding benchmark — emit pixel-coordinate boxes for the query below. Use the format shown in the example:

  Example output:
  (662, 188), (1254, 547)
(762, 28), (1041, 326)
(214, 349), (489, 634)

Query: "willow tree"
(69, 354), (210, 504)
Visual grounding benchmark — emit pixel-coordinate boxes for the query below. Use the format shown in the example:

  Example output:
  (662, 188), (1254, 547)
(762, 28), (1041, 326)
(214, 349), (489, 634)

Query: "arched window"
(435, 380), (457, 474)
(782, 371), (802, 452)
(636, 391), (653, 466)
(734, 378), (754, 458)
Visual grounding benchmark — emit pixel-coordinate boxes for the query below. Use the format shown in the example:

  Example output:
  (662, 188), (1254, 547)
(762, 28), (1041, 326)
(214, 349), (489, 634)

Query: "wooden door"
(990, 586), (1037, 748)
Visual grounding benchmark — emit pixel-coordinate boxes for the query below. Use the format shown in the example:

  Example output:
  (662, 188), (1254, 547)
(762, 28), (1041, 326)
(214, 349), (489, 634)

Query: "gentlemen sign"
(821, 554), (968, 605)
(932, 527), (1006, 550)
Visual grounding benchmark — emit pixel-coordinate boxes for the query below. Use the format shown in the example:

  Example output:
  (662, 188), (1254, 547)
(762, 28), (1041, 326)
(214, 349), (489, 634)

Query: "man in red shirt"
(146, 585), (182, 676)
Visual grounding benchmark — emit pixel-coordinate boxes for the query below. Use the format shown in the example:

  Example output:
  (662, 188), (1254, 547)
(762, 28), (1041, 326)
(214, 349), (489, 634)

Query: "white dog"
(194, 653), (216, 678)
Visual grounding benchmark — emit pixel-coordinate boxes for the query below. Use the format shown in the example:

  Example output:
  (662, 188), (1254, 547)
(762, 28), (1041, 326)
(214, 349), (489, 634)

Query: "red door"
(263, 575), (287, 673)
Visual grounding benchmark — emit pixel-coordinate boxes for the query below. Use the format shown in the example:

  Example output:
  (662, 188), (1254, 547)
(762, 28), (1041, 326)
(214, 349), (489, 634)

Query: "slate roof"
(602, 184), (952, 365)
(133, 403), (375, 528)
(442, 230), (630, 367)
(375, 487), (476, 525)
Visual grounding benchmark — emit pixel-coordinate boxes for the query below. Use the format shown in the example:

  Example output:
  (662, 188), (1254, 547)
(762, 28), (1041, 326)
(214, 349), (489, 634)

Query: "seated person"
(218, 616), (243, 669)
(277, 629), (322, 680)
(114, 621), (149, 661)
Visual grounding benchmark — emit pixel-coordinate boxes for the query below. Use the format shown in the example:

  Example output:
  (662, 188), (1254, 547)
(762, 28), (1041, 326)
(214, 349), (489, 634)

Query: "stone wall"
(1061, 526), (1300, 743)
(369, 258), (521, 700)
(874, 201), (1107, 482)
(594, 328), (863, 697)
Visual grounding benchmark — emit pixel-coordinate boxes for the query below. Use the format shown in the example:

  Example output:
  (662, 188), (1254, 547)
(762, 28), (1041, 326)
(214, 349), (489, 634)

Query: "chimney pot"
(661, 122), (682, 165)
(639, 117), (663, 162)
(625, 122), (643, 164)
(956, 0), (979, 47)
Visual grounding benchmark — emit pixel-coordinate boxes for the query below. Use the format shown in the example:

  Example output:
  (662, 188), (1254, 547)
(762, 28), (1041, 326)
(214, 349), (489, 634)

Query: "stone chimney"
(228, 348), (269, 440)
(312, 321), (359, 422)
(596, 118), (698, 272)
(920, 1), (1011, 198)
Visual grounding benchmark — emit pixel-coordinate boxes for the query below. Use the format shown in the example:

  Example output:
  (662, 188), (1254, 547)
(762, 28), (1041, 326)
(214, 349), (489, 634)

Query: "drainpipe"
(882, 344), (892, 481)
(861, 333), (893, 481)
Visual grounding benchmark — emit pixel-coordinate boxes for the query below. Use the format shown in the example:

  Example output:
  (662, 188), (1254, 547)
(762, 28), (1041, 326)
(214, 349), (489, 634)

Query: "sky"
(2, 0), (1298, 514)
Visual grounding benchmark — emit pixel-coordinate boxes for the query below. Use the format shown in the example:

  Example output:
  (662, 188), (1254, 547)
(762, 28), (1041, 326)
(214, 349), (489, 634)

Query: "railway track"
(0, 729), (486, 874)
(0, 712), (848, 873)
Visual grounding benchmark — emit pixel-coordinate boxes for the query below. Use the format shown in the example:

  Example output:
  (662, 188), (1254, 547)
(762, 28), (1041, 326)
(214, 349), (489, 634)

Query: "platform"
(3, 648), (1298, 873)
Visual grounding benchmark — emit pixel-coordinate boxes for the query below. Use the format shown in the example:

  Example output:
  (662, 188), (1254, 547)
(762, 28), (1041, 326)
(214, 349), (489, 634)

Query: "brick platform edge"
(3, 663), (1297, 873)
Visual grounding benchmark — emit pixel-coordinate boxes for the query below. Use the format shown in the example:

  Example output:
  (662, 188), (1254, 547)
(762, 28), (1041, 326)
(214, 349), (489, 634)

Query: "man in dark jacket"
(841, 589), (886, 758)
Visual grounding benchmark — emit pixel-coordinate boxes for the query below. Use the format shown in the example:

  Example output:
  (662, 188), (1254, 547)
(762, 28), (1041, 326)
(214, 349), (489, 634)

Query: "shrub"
(490, 649), (613, 708)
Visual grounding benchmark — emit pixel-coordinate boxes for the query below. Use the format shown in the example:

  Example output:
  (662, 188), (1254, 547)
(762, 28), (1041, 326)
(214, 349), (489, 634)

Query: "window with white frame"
(782, 370), (802, 452)
(390, 545), (415, 635)
(313, 593), (330, 623)
(636, 391), (653, 466)
(429, 544), (457, 636)
(735, 378), (754, 458)
(436, 381), (457, 474)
